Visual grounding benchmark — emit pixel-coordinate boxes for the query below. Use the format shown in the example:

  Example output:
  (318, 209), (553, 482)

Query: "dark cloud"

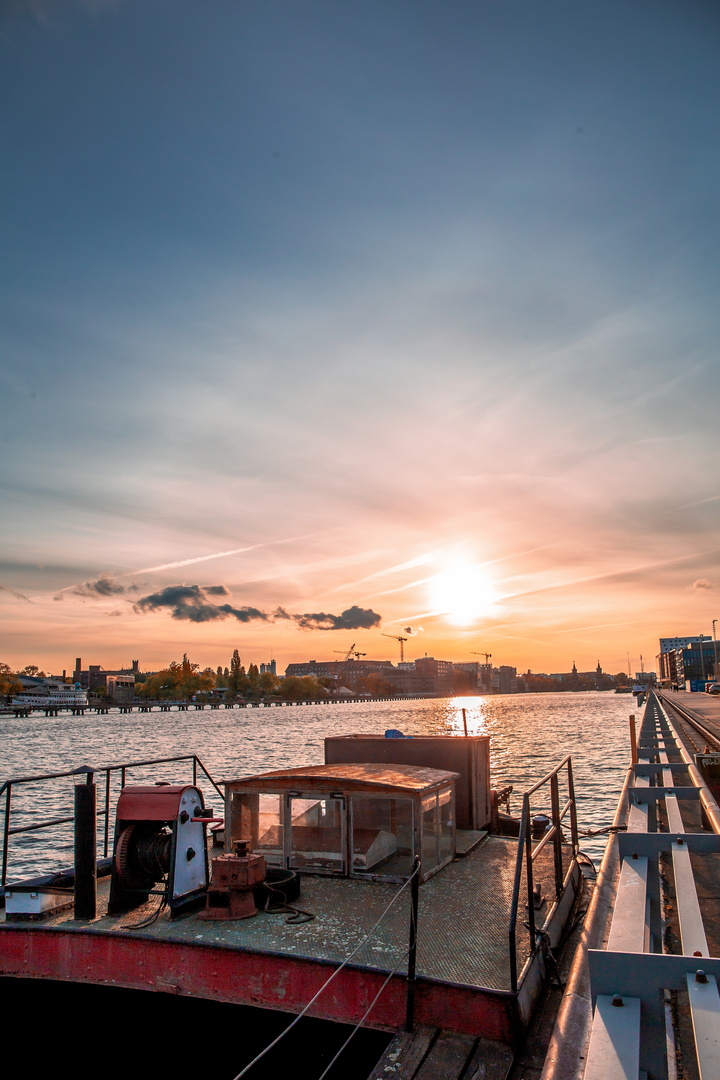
(72, 574), (128, 598)
(133, 586), (381, 630)
(277, 604), (382, 631)
(134, 584), (270, 624)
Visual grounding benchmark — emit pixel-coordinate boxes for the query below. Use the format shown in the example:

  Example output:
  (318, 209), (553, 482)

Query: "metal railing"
(0, 754), (223, 889)
(508, 755), (579, 992)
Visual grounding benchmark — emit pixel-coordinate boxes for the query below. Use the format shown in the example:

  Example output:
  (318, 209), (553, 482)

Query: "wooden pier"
(2, 694), (434, 718)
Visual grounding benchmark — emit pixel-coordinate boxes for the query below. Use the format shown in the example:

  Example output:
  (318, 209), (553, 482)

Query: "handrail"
(1, 754), (223, 889)
(508, 755), (579, 992)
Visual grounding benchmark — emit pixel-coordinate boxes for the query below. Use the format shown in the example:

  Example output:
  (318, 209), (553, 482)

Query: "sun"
(427, 563), (498, 626)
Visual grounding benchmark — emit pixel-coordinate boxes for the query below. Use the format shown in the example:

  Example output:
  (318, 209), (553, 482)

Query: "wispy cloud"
(0, 582), (31, 602)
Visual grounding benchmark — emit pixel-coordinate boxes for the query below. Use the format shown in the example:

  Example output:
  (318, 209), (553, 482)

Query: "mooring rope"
(231, 861), (421, 1080)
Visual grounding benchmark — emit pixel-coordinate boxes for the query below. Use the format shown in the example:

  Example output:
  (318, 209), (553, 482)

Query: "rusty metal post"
(550, 772), (564, 897)
(2, 784), (11, 889)
(74, 770), (97, 920)
(405, 856), (421, 1032)
(629, 713), (638, 764)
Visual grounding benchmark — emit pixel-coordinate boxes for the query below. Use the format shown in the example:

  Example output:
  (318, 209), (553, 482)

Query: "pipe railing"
(508, 755), (579, 992)
(0, 753), (223, 889)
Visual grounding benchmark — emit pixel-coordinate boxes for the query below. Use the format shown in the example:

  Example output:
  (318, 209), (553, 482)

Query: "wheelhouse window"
(288, 795), (344, 873)
(350, 795), (414, 877)
(421, 784), (455, 873)
(231, 792), (284, 867)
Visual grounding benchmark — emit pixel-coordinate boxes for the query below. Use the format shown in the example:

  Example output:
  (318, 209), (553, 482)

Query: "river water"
(0, 691), (638, 881)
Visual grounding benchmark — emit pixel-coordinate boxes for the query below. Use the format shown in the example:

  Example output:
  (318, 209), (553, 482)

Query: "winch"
(199, 839), (267, 921)
(108, 782), (212, 917)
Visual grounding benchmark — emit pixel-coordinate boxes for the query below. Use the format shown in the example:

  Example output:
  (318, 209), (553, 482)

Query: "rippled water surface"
(0, 692), (637, 879)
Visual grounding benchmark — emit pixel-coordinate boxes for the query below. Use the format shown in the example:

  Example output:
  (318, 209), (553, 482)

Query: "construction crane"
(382, 633), (408, 664)
(471, 651), (492, 664)
(333, 643), (356, 662)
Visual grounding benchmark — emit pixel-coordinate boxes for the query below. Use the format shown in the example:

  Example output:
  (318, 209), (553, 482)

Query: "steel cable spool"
(115, 824), (172, 889)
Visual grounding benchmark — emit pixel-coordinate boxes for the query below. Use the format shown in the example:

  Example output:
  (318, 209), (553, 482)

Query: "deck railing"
(0, 754), (223, 889)
(508, 755), (579, 992)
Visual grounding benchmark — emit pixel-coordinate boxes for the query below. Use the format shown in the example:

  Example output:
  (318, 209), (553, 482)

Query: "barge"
(0, 731), (583, 1079)
(2, 697), (718, 1079)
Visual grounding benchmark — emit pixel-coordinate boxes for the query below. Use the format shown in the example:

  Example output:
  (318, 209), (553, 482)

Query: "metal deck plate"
(8, 835), (565, 994)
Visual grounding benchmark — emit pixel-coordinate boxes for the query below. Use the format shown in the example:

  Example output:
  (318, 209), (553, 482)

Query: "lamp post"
(713, 620), (718, 682)
(699, 635), (707, 685)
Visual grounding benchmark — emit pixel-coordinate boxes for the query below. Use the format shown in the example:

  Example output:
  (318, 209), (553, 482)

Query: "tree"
(0, 664), (22, 698)
(279, 675), (326, 701)
(138, 655), (215, 700)
(256, 671), (280, 697)
(357, 673), (395, 697)
(228, 650), (243, 694)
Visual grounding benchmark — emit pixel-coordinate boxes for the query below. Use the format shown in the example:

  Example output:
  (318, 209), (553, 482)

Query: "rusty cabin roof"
(224, 761), (459, 794)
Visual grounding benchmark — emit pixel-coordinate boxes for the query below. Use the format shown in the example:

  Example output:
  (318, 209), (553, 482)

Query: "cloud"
(134, 584), (271, 624)
(72, 573), (128, 598)
(277, 604), (382, 631)
(0, 582), (31, 601)
(133, 586), (382, 630)
(689, 578), (714, 590)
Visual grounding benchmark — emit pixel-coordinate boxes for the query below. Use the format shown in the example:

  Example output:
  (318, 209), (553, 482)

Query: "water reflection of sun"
(448, 696), (489, 736)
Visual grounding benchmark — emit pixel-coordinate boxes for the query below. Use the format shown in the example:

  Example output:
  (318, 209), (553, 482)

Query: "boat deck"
(0, 831), (575, 1042)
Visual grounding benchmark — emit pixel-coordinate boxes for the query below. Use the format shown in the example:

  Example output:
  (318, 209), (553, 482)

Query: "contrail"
(136, 546), (261, 574)
(37, 533), (318, 600)
(677, 494), (720, 510)
(135, 533), (316, 574)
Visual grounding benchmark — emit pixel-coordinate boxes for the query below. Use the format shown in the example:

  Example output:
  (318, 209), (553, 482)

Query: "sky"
(2, 0), (720, 678)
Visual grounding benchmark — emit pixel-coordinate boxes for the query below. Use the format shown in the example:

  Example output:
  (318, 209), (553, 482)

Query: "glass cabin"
(223, 762), (458, 883)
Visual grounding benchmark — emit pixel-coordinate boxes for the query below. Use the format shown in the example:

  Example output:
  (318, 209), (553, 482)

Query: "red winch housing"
(109, 782), (213, 917)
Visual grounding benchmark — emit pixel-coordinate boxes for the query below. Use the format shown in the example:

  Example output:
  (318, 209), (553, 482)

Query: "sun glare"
(428, 563), (498, 625)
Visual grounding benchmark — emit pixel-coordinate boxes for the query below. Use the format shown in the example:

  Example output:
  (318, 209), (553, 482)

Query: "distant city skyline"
(2, 1), (719, 676)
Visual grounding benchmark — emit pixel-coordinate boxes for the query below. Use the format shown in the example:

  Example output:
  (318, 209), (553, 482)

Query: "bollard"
(74, 770), (97, 919)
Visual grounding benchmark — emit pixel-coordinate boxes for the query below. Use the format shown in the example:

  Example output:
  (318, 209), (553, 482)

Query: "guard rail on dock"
(581, 692), (720, 1080)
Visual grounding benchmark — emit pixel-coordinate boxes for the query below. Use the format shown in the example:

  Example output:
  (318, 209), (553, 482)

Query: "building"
(413, 657), (455, 696)
(659, 636), (708, 653)
(284, 659), (395, 692)
(657, 637), (710, 684)
(72, 658), (141, 694)
(673, 641), (720, 689)
(106, 674), (135, 703)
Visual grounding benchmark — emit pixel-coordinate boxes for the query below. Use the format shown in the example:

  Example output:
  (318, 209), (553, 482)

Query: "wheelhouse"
(223, 762), (458, 883)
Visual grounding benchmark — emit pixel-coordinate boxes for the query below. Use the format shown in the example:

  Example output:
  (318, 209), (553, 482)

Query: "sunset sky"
(2, 0), (719, 678)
